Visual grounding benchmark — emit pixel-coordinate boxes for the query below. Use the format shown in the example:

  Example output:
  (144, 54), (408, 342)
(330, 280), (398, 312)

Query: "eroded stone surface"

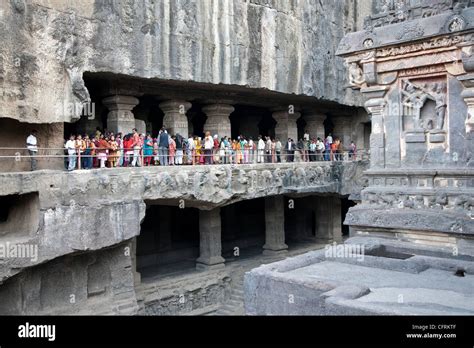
(0, 0), (367, 124)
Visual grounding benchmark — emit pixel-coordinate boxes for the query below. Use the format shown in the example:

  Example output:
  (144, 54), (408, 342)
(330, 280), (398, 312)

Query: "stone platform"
(244, 236), (474, 315)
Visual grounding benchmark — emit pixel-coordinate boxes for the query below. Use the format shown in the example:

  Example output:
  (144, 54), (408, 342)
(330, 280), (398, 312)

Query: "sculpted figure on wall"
(432, 83), (447, 130)
(402, 81), (430, 129)
(348, 62), (366, 88)
(402, 80), (447, 131)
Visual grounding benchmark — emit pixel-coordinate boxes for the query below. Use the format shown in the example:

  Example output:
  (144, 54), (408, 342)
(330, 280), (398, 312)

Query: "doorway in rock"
(136, 205), (199, 280)
(221, 198), (266, 261)
(341, 197), (357, 237)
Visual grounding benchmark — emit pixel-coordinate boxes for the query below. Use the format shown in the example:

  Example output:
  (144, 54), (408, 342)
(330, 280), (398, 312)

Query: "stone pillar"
(263, 196), (288, 255)
(196, 208), (225, 270)
(159, 100), (192, 137)
(102, 95), (139, 135)
(314, 196), (342, 243)
(304, 113), (326, 140)
(332, 116), (352, 147)
(362, 86), (389, 169)
(202, 104), (235, 139)
(273, 110), (299, 143)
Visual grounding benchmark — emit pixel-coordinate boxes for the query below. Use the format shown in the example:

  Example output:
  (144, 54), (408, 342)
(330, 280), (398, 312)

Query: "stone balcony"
(0, 160), (369, 283)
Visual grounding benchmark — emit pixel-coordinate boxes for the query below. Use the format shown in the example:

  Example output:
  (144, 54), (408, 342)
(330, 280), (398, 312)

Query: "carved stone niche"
(400, 76), (448, 145)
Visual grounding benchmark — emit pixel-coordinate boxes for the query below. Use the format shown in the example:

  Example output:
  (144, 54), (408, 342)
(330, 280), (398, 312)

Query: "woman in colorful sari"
(143, 134), (154, 166)
(194, 137), (202, 165)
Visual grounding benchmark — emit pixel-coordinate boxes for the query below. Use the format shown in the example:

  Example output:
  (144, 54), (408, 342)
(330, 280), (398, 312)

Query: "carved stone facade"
(338, 1), (474, 240)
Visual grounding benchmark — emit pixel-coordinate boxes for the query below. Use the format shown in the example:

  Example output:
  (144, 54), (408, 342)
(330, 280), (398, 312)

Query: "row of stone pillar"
(195, 195), (342, 270)
(101, 95), (349, 142)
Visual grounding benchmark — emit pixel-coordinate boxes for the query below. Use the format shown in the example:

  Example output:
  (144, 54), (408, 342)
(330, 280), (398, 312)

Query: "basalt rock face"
(0, 0), (368, 124)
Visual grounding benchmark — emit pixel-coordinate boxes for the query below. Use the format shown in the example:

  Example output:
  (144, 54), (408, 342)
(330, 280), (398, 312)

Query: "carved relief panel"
(400, 75), (448, 144)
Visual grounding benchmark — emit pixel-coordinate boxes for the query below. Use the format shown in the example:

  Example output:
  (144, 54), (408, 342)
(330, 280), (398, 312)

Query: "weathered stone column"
(314, 196), (342, 243)
(263, 196), (288, 255)
(304, 112), (326, 140)
(362, 87), (389, 169)
(159, 100), (192, 137)
(202, 104), (235, 139)
(273, 110), (299, 142)
(332, 116), (352, 147)
(196, 208), (225, 270)
(102, 95), (139, 135)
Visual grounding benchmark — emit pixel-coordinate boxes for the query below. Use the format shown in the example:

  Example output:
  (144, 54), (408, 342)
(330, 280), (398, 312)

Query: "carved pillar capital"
(102, 95), (139, 112)
(158, 99), (192, 137)
(102, 95), (139, 134)
(202, 103), (234, 139)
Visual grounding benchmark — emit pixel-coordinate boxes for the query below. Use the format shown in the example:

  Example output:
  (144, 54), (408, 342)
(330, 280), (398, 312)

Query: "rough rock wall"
(0, 242), (139, 315)
(0, 0), (369, 124)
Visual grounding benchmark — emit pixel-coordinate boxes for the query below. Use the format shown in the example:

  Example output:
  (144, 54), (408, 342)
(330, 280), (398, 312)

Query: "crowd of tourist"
(27, 127), (358, 171)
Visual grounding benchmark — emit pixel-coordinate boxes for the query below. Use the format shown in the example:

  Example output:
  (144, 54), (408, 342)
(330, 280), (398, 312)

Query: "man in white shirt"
(257, 135), (265, 163)
(65, 134), (77, 171)
(26, 130), (38, 171)
(326, 133), (333, 145)
(303, 130), (310, 142)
